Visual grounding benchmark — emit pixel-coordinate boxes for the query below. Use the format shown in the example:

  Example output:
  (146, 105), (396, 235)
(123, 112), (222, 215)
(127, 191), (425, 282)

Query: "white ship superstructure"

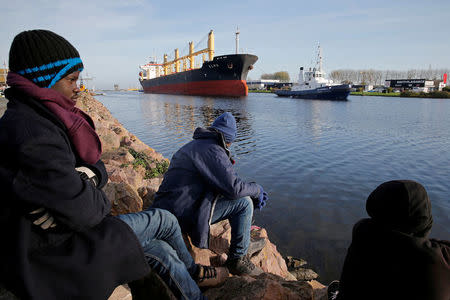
(293, 45), (339, 91)
(139, 61), (164, 80)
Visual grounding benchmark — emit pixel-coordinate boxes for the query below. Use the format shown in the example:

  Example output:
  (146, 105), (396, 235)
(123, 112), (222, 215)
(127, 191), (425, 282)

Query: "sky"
(1, 0), (449, 90)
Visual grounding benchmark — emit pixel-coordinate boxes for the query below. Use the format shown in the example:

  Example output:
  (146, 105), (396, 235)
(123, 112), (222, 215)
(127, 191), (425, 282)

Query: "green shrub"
(443, 86), (450, 92)
(400, 90), (450, 98)
(428, 91), (450, 98)
(400, 90), (419, 97)
(128, 148), (169, 179)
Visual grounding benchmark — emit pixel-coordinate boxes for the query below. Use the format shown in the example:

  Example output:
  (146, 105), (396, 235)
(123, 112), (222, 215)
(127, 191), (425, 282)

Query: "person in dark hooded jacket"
(0, 29), (217, 300)
(152, 112), (269, 276)
(333, 180), (450, 300)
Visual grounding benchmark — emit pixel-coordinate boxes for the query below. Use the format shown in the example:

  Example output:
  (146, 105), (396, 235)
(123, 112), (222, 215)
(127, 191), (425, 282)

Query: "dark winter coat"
(0, 88), (150, 300)
(337, 180), (450, 300)
(152, 128), (260, 249)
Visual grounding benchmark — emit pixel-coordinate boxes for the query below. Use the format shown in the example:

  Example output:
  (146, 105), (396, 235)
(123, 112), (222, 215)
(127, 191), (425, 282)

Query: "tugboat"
(139, 30), (258, 97)
(274, 45), (350, 100)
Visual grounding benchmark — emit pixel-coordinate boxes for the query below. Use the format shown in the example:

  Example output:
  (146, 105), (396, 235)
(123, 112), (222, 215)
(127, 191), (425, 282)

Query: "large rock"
(285, 256), (319, 281)
(185, 221), (294, 281)
(204, 273), (314, 300)
(104, 182), (143, 215)
(75, 92), (168, 214)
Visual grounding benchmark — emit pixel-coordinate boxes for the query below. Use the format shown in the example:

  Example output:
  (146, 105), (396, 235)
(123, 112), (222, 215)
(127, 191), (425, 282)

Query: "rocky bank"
(0, 93), (329, 300)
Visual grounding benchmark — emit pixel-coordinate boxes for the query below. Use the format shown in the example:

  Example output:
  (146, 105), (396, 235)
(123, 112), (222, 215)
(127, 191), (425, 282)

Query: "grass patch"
(249, 89), (273, 93)
(128, 148), (169, 179)
(400, 90), (450, 99)
(351, 90), (450, 99)
(351, 92), (400, 97)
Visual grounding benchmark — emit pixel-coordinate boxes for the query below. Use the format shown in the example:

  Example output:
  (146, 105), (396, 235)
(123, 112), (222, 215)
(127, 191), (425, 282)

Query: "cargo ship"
(274, 45), (351, 101)
(139, 30), (258, 97)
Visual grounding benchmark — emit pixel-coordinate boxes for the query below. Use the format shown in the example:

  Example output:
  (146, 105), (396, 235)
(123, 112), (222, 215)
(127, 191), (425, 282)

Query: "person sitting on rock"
(332, 180), (450, 300)
(0, 29), (222, 300)
(152, 112), (269, 276)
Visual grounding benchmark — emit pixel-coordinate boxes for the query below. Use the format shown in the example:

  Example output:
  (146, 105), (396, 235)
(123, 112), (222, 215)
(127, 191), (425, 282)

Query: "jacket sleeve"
(192, 145), (260, 200)
(13, 129), (111, 232)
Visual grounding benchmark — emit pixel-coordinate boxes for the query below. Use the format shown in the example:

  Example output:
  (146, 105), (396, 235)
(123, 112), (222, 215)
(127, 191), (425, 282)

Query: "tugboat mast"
(318, 44), (323, 73)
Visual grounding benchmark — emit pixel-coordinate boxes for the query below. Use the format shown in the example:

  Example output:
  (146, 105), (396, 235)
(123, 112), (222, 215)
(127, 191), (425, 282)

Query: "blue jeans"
(210, 196), (254, 260)
(117, 208), (206, 300)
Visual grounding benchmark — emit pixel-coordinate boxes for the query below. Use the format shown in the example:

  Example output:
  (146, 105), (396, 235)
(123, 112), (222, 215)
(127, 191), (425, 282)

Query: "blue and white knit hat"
(9, 29), (84, 88)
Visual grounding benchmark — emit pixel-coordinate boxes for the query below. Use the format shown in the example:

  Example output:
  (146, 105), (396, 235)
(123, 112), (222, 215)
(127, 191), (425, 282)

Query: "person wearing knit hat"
(153, 112), (270, 277)
(9, 29), (84, 89)
(332, 180), (450, 300)
(0, 29), (216, 299)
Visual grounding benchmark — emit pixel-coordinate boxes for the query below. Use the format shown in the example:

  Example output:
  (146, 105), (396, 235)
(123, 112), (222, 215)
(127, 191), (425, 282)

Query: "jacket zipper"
(208, 194), (219, 226)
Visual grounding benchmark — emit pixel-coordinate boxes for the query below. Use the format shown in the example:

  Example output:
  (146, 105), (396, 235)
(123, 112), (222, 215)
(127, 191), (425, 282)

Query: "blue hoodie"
(152, 126), (260, 249)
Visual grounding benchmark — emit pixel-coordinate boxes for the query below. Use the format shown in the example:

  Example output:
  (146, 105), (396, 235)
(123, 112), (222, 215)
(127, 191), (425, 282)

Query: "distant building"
(385, 79), (435, 92)
(351, 84), (373, 92)
(437, 81), (446, 91)
(247, 79), (292, 90)
(0, 68), (7, 85)
(0, 68), (8, 94)
(114, 84), (119, 91)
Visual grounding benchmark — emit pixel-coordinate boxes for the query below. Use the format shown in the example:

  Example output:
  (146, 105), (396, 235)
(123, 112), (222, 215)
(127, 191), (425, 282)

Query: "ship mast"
(317, 44), (323, 73)
(235, 27), (240, 54)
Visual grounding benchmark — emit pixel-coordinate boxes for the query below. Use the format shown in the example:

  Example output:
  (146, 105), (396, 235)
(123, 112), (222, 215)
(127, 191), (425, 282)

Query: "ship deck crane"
(162, 30), (215, 75)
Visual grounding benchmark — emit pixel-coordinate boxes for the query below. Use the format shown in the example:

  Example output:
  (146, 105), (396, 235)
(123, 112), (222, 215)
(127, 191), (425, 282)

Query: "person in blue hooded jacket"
(152, 112), (269, 276)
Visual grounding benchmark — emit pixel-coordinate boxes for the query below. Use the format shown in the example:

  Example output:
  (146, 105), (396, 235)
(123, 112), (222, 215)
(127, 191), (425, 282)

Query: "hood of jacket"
(210, 112), (236, 143)
(366, 180), (433, 237)
(193, 127), (220, 140)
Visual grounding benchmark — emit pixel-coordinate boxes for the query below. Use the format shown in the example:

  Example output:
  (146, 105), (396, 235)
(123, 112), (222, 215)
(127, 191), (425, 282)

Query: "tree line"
(260, 71), (290, 82)
(329, 68), (450, 85)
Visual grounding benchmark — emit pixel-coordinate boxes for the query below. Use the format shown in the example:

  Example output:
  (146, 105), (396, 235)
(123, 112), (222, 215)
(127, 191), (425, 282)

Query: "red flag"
(444, 73), (448, 84)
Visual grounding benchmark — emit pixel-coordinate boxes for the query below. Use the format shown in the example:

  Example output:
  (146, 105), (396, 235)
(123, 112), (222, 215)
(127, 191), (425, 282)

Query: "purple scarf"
(7, 72), (102, 164)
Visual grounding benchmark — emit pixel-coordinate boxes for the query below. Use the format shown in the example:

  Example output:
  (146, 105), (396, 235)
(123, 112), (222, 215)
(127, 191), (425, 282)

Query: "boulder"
(204, 273), (314, 300)
(285, 256), (319, 281)
(76, 92), (168, 213)
(103, 182), (143, 215)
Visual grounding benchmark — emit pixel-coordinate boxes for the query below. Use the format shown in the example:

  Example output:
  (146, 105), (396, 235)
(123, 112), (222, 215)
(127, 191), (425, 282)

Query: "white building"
(247, 79), (280, 90)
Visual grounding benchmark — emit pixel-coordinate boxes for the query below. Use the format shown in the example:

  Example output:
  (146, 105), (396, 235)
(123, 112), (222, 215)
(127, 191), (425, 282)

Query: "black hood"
(366, 180), (433, 237)
(192, 127), (219, 140)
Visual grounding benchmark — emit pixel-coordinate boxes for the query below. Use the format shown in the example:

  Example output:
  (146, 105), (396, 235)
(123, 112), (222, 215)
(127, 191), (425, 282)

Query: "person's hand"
(29, 207), (57, 229)
(253, 185), (269, 210)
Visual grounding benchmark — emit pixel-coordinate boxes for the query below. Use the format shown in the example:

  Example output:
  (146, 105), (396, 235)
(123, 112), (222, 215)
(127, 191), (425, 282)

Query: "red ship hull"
(142, 79), (248, 97)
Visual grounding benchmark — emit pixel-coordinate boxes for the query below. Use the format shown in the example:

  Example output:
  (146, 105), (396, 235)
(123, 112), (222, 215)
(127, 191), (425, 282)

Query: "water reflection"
(138, 94), (256, 157)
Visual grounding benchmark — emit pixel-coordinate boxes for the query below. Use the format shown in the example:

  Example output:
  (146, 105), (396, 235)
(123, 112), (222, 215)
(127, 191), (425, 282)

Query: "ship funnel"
(298, 67), (304, 84)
